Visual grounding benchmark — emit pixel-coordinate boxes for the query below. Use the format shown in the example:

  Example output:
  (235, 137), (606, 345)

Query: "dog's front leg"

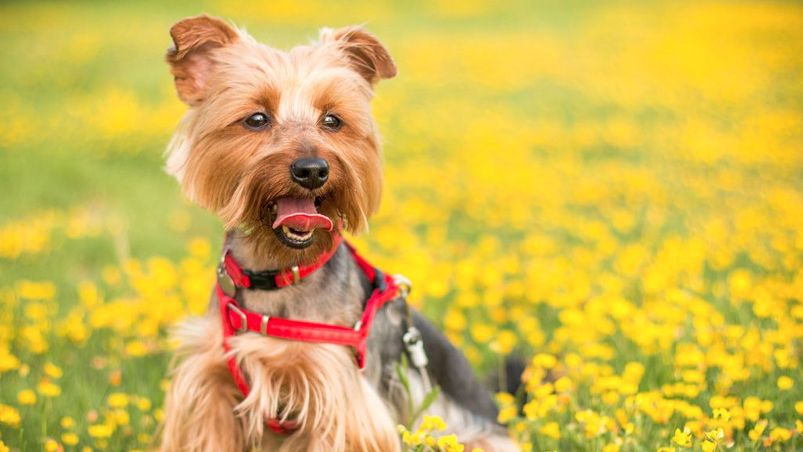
(160, 316), (244, 452)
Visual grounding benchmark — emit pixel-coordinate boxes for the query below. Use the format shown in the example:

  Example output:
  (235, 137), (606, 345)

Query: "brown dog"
(159, 15), (517, 452)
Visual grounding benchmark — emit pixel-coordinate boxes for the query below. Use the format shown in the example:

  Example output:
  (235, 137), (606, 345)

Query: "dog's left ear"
(166, 15), (239, 106)
(322, 26), (397, 85)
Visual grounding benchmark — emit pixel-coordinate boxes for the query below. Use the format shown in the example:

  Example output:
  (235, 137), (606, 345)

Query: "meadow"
(1, 0), (802, 450)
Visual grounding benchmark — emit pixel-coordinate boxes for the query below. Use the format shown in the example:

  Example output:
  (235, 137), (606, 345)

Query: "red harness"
(215, 235), (400, 435)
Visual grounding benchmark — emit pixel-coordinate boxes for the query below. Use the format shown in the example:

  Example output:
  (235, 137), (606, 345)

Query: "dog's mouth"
(267, 196), (333, 249)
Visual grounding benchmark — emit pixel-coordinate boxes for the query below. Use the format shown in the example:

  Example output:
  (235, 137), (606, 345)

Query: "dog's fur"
(159, 15), (517, 451)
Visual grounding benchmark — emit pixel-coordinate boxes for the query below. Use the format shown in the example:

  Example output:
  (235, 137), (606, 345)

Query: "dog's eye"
(321, 114), (342, 131)
(243, 112), (271, 130)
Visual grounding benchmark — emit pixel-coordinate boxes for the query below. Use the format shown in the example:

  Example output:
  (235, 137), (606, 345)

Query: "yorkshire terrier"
(159, 15), (518, 452)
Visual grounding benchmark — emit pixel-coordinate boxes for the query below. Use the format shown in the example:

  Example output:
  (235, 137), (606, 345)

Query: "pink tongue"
(272, 197), (333, 232)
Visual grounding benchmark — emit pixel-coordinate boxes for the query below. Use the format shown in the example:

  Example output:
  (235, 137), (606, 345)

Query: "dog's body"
(159, 15), (517, 451)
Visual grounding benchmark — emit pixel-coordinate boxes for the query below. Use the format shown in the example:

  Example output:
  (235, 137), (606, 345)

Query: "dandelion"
(44, 438), (60, 451)
(539, 421), (561, 440)
(107, 392), (129, 408)
(88, 423), (114, 439)
(420, 415), (447, 432)
(768, 427), (791, 443)
(554, 376), (573, 393)
(436, 434), (463, 451)
(672, 428), (692, 447)
(776, 376), (793, 390)
(61, 416), (75, 429)
(0, 349), (21, 372)
(44, 362), (63, 379)
(531, 353), (557, 369)
(38, 379), (62, 397)
(18, 389), (37, 405)
(0, 404), (21, 427)
(62, 432), (79, 446)
(712, 408), (730, 422)
(747, 421), (767, 442)
(134, 397), (152, 411)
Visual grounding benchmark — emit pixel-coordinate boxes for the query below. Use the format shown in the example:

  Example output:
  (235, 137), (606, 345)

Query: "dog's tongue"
(272, 197), (333, 231)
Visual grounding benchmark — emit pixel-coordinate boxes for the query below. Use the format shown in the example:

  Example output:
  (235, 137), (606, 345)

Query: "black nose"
(290, 158), (329, 189)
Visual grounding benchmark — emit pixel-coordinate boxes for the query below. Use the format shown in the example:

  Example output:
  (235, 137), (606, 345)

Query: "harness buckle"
(403, 326), (431, 390)
(226, 302), (248, 334)
(260, 315), (271, 335)
(217, 252), (237, 297)
(393, 274), (412, 299)
(290, 266), (300, 284)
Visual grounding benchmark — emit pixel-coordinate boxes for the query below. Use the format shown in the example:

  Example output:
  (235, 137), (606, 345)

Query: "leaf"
(411, 385), (441, 425)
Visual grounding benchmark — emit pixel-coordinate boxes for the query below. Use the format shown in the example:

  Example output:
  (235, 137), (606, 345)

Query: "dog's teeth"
(280, 225), (313, 242)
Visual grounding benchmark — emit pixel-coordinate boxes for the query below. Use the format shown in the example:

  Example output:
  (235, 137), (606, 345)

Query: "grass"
(1, 0), (802, 451)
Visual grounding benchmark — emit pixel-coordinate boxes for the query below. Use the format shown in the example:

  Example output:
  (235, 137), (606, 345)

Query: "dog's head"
(165, 15), (395, 262)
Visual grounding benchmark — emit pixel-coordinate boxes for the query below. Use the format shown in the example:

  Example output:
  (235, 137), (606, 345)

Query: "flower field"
(1, 1), (802, 451)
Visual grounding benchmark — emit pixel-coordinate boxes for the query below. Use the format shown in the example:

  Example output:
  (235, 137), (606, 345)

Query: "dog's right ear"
(166, 15), (239, 106)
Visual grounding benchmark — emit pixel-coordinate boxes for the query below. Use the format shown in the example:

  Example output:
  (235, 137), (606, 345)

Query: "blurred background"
(1, 1), (801, 450)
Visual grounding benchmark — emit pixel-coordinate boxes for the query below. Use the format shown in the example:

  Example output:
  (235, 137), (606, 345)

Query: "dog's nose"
(290, 158), (329, 189)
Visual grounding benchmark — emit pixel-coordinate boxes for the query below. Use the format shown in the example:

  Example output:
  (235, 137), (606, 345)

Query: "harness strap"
(216, 241), (399, 435)
(222, 236), (342, 290)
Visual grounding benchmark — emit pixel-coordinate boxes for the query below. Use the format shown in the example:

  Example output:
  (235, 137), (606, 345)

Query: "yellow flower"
(88, 423), (114, 438)
(111, 409), (130, 426)
(0, 439), (9, 452)
(61, 416), (75, 428)
(712, 408), (730, 422)
(672, 428), (692, 447)
(44, 438), (59, 451)
(437, 434), (464, 452)
(768, 427), (791, 442)
(37, 379), (62, 397)
(107, 392), (129, 408)
(776, 376), (793, 390)
(490, 329), (518, 355)
(44, 362), (63, 379)
(0, 403), (21, 427)
(16, 280), (56, 300)
(497, 405), (517, 424)
(495, 392), (514, 406)
(62, 432), (79, 446)
(0, 350), (21, 373)
(539, 421), (561, 440)
(134, 397), (152, 411)
(554, 375), (573, 393)
(532, 353), (557, 369)
(701, 441), (716, 452)
(17, 389), (37, 405)
(748, 420), (767, 441)
(124, 340), (147, 357)
(795, 401), (803, 415)
(657, 448), (676, 452)
(470, 323), (494, 343)
(420, 415), (446, 432)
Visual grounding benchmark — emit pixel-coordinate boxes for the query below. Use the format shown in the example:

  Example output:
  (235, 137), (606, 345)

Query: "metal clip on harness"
(394, 274), (432, 393)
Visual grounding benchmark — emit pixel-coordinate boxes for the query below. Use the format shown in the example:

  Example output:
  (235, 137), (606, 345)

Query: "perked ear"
(166, 15), (239, 106)
(323, 26), (397, 85)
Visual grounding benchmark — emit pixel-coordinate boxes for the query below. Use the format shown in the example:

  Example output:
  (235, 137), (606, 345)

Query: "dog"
(159, 15), (518, 452)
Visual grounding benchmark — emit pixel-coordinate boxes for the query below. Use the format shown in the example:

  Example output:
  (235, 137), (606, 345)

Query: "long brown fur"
(161, 15), (401, 452)
(165, 16), (385, 267)
(160, 15), (517, 452)
(162, 315), (399, 452)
